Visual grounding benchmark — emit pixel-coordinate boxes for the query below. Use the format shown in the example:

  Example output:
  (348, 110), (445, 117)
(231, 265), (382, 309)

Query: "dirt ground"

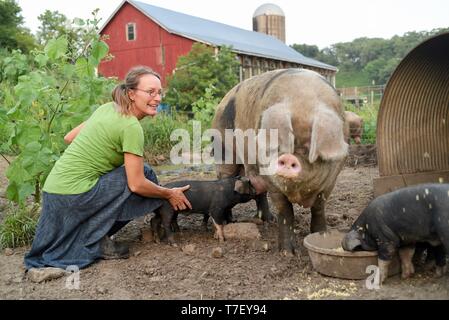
(0, 149), (448, 300)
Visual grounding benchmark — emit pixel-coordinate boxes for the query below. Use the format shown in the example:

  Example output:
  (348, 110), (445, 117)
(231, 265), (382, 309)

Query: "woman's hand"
(167, 185), (192, 211)
(124, 153), (192, 211)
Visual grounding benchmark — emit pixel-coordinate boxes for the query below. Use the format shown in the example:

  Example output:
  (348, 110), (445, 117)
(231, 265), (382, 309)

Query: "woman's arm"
(64, 122), (86, 144)
(124, 152), (192, 211)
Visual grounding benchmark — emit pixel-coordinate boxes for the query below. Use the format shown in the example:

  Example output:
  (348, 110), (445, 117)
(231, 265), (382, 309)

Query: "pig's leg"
(433, 245), (447, 277)
(310, 193), (327, 233)
(399, 245), (415, 279)
(435, 223), (449, 277)
(213, 223), (225, 243)
(202, 214), (209, 231)
(377, 243), (398, 284)
(256, 193), (275, 222)
(245, 171), (273, 222)
(210, 209), (226, 243)
(224, 208), (235, 223)
(378, 259), (391, 285)
(159, 208), (176, 246)
(270, 192), (296, 256)
(171, 212), (180, 233)
(150, 213), (162, 244)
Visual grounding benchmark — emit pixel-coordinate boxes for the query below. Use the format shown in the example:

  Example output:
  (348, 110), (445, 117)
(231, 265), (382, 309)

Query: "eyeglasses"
(134, 88), (163, 97)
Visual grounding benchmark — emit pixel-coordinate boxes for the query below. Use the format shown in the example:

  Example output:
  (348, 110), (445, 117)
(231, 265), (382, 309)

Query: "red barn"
(99, 0), (337, 86)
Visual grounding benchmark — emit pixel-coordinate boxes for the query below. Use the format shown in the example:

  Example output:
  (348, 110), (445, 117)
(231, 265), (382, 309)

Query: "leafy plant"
(0, 11), (116, 205)
(192, 84), (221, 128)
(0, 49), (32, 83)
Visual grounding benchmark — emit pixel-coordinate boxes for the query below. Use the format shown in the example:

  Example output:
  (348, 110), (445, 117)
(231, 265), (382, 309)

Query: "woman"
(25, 66), (192, 269)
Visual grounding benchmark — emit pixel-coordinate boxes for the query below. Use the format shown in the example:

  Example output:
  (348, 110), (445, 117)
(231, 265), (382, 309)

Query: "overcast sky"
(16, 0), (449, 49)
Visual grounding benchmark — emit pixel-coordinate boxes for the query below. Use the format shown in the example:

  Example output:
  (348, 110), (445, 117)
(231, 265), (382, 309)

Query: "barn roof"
(101, 0), (337, 72)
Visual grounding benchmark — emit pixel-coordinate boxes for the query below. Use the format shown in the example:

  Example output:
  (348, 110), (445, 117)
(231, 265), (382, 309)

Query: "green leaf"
(14, 81), (38, 108)
(6, 182), (19, 203)
(15, 125), (42, 149)
(23, 141), (41, 153)
(18, 183), (36, 204)
(0, 108), (7, 122)
(6, 158), (33, 183)
(62, 64), (75, 78)
(34, 54), (49, 67)
(75, 57), (94, 78)
(45, 37), (68, 61)
(22, 142), (54, 176)
(6, 182), (35, 204)
(90, 40), (109, 66)
(6, 105), (18, 116)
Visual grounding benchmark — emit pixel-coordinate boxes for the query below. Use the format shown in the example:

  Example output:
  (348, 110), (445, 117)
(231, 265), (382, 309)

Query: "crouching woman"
(24, 66), (191, 270)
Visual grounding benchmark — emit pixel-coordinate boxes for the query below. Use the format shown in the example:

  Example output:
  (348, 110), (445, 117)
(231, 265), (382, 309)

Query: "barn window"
(127, 23), (136, 41)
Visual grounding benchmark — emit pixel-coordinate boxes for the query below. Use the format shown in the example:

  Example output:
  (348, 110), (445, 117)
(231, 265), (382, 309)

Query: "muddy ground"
(1, 148), (448, 300)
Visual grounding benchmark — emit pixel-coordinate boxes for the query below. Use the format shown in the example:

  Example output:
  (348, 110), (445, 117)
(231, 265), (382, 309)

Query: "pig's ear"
(309, 106), (349, 163)
(260, 103), (294, 154)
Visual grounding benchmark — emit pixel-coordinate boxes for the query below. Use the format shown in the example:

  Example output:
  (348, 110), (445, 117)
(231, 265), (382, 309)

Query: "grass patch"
(142, 112), (193, 158)
(0, 203), (40, 249)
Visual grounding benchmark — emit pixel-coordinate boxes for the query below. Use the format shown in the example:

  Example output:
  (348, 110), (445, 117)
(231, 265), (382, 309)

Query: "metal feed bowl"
(303, 230), (400, 280)
(374, 32), (449, 196)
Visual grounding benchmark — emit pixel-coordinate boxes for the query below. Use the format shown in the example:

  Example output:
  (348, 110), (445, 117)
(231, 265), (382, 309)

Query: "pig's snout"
(342, 230), (362, 251)
(276, 154), (301, 178)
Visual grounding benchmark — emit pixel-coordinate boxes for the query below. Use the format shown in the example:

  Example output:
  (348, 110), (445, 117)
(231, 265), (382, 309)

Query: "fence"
(337, 85), (386, 107)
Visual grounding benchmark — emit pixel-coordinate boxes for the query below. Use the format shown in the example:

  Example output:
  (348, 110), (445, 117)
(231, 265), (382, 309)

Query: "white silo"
(253, 3), (286, 43)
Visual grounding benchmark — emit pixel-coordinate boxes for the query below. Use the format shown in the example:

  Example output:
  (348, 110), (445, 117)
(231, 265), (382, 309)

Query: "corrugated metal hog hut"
(374, 32), (449, 197)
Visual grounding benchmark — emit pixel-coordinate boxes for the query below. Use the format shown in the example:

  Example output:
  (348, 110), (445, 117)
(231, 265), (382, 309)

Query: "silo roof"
(253, 3), (285, 17)
(101, 0), (337, 72)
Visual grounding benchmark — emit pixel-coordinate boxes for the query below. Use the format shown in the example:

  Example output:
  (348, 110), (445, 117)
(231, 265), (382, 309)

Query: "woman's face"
(128, 74), (162, 119)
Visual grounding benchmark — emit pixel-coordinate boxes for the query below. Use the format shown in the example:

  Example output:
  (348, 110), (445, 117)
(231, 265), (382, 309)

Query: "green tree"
(291, 43), (338, 66)
(164, 43), (239, 112)
(291, 43), (320, 59)
(364, 57), (400, 85)
(328, 28), (449, 87)
(36, 10), (71, 45)
(36, 9), (105, 63)
(293, 28), (449, 87)
(0, 0), (36, 52)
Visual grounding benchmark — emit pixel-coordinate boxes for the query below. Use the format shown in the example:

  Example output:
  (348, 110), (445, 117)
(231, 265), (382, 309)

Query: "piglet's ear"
(238, 176), (250, 183)
(234, 179), (245, 194)
(309, 106), (348, 163)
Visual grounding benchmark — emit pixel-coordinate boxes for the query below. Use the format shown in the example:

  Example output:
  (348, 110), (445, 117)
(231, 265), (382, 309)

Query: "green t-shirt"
(43, 102), (144, 195)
